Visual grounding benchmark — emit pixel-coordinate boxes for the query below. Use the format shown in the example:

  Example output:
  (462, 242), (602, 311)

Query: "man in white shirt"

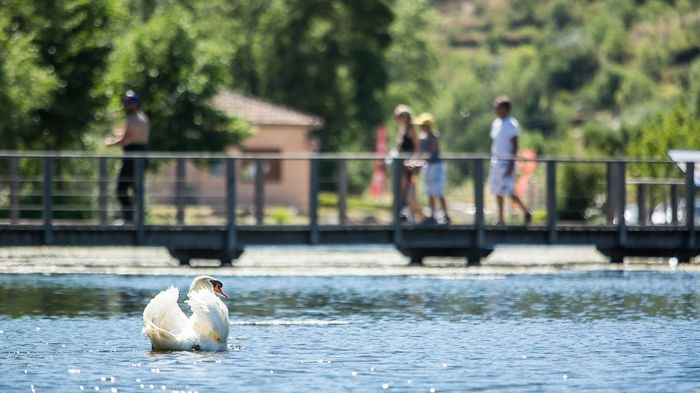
(489, 96), (531, 225)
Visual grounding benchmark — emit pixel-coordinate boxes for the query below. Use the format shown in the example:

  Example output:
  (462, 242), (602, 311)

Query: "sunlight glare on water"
(0, 272), (698, 392)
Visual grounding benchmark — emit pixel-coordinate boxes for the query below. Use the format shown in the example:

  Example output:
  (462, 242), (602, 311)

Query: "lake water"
(0, 271), (698, 392)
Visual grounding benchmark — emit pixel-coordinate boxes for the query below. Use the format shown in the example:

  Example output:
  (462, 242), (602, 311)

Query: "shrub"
(558, 163), (605, 221)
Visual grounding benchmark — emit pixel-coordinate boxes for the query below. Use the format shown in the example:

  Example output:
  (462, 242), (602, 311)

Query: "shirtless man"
(106, 90), (150, 223)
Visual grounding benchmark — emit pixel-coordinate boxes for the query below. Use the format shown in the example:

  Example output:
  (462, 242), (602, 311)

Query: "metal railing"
(0, 151), (696, 247)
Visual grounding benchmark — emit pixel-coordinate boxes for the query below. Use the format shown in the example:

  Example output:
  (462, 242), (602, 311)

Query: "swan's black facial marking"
(209, 279), (223, 289)
(209, 279), (228, 299)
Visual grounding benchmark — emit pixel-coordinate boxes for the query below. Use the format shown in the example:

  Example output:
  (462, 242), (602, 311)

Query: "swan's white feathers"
(187, 289), (229, 350)
(144, 287), (189, 332)
(142, 277), (229, 351)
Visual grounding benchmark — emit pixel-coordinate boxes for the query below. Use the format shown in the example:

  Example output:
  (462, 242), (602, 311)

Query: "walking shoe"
(524, 211), (532, 225)
(419, 216), (438, 225)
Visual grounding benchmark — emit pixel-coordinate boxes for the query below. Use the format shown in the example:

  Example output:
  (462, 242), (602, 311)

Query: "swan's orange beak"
(213, 282), (228, 299)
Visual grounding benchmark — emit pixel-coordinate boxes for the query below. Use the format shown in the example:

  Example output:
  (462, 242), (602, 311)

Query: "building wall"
(152, 125), (311, 214)
(236, 125), (311, 211)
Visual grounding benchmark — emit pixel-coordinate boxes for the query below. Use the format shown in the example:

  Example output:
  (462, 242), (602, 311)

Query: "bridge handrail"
(0, 152), (695, 237)
(0, 150), (688, 164)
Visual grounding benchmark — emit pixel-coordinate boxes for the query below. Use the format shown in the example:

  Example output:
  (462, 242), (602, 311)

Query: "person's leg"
(496, 195), (505, 224)
(406, 177), (425, 222)
(424, 165), (436, 219)
(400, 169), (413, 220)
(428, 196), (436, 218)
(510, 194), (532, 224)
(439, 196), (450, 223)
(116, 158), (134, 222)
(400, 174), (408, 206)
(437, 163), (448, 222)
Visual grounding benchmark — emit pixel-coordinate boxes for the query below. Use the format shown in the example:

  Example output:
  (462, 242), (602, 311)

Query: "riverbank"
(0, 245), (697, 276)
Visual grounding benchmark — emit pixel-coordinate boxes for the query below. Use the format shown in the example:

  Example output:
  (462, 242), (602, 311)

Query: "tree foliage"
(2, 0), (698, 162)
(434, 0), (700, 162)
(251, 0), (394, 151)
(0, 0), (437, 153)
(2, 0), (121, 150)
(628, 105), (700, 178)
(0, 11), (57, 149)
(106, 8), (248, 151)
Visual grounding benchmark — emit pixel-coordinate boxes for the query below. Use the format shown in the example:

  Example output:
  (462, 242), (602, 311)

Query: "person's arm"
(506, 135), (518, 176)
(106, 120), (133, 147)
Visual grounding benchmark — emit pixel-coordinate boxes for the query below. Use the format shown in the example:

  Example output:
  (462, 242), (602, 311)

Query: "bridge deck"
(0, 223), (695, 265)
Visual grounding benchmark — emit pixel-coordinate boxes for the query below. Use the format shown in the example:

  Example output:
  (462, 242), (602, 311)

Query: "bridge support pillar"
(467, 248), (493, 266)
(466, 252), (482, 266)
(397, 248), (493, 267)
(597, 247), (698, 263)
(167, 248), (245, 267)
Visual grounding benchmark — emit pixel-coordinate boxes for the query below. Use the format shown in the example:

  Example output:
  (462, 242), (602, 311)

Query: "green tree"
(254, 0), (393, 151)
(0, 11), (57, 149)
(4, 0), (122, 150)
(107, 9), (249, 151)
(385, 0), (438, 115)
(628, 105), (700, 177)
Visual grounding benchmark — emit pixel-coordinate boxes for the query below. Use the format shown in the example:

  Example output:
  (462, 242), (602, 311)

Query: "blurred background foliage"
(0, 0), (699, 160)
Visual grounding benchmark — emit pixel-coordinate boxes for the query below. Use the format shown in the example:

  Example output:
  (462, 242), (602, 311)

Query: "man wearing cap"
(106, 90), (150, 223)
(489, 96), (531, 225)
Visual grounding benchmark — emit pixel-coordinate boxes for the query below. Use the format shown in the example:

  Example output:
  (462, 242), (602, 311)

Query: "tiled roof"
(213, 90), (324, 128)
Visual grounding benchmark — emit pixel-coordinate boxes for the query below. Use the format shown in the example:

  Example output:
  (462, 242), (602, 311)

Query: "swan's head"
(189, 276), (228, 299)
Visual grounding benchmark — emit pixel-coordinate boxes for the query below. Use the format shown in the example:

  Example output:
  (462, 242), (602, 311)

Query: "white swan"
(143, 276), (229, 351)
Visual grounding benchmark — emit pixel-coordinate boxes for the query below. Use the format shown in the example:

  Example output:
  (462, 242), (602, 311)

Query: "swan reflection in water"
(143, 276), (229, 352)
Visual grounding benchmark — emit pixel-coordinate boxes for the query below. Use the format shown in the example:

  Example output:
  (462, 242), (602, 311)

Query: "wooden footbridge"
(0, 151), (696, 265)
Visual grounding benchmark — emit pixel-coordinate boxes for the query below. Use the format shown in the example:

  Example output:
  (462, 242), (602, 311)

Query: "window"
(240, 149), (281, 182)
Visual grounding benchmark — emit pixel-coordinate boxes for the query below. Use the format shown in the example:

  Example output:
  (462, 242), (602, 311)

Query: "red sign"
(370, 126), (387, 198)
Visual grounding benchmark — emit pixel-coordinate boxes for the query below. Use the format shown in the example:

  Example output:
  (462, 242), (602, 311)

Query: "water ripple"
(0, 272), (698, 392)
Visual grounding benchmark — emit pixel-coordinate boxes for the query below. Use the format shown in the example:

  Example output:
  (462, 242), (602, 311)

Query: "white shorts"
(424, 161), (446, 197)
(489, 161), (515, 196)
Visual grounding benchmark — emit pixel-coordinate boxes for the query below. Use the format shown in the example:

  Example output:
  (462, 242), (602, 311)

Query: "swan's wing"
(143, 287), (192, 350)
(186, 290), (229, 350)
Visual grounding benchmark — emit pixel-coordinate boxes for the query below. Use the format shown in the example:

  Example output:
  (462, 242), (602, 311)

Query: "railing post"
(9, 156), (19, 224)
(226, 157), (237, 255)
(671, 184), (679, 225)
(43, 157), (53, 245)
(135, 157), (145, 245)
(337, 159), (348, 225)
(637, 183), (647, 226)
(685, 162), (695, 249)
(546, 160), (557, 243)
(255, 159), (264, 225)
(473, 159), (484, 246)
(309, 157), (320, 244)
(392, 158), (403, 246)
(175, 157), (186, 226)
(98, 157), (108, 225)
(616, 162), (627, 247)
(606, 162), (616, 224)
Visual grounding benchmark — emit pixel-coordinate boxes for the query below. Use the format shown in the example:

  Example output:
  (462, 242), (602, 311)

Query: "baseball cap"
(393, 104), (413, 118)
(122, 90), (140, 104)
(492, 95), (511, 109)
